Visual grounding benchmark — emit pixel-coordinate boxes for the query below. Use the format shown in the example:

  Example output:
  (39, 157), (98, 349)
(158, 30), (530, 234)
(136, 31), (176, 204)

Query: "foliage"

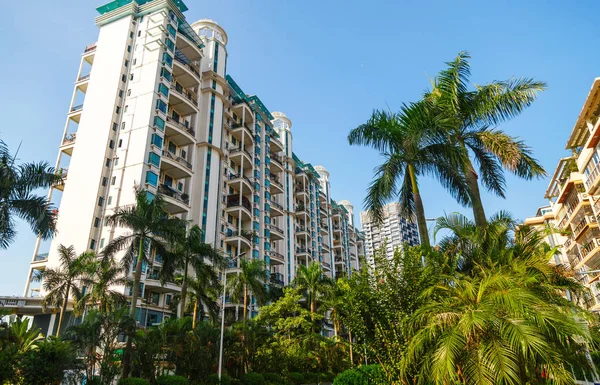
(118, 378), (151, 385)
(0, 139), (62, 249)
(18, 337), (80, 385)
(262, 373), (282, 384)
(77, 254), (128, 314)
(242, 373), (265, 385)
(227, 258), (268, 321)
(287, 372), (303, 385)
(333, 365), (385, 385)
(203, 374), (232, 385)
(0, 318), (44, 384)
(157, 375), (189, 385)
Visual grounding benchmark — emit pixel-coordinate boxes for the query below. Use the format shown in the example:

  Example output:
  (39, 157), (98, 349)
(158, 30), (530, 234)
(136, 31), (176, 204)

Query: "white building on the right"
(359, 202), (420, 262)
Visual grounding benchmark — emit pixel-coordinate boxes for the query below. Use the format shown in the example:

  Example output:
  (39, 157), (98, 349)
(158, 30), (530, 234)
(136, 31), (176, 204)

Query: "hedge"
(333, 365), (385, 385)
(158, 375), (189, 385)
(242, 373), (265, 385)
(118, 378), (151, 385)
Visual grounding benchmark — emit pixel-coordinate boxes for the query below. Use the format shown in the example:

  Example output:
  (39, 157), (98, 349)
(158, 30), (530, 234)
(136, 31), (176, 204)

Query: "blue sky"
(0, 0), (597, 294)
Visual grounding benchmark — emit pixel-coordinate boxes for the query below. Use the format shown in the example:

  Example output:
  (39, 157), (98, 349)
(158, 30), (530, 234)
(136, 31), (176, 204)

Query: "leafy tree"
(18, 337), (80, 385)
(426, 52), (546, 226)
(185, 272), (220, 327)
(42, 244), (92, 336)
(78, 255), (128, 314)
(0, 318), (44, 383)
(293, 262), (332, 316)
(227, 258), (268, 322)
(0, 139), (62, 249)
(348, 102), (468, 246)
(104, 187), (185, 377)
(161, 225), (223, 318)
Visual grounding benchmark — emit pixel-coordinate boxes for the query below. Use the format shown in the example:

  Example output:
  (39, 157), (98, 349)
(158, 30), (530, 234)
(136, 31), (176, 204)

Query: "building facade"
(359, 202), (420, 263)
(23, 0), (364, 332)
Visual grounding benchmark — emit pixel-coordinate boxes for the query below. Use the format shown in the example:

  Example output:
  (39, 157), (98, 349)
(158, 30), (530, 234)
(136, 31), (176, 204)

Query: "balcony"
(270, 176), (284, 195)
(60, 133), (77, 156)
(68, 104), (83, 123)
(270, 155), (284, 173)
(576, 239), (600, 269)
(295, 187), (308, 198)
(333, 225), (343, 234)
(161, 150), (193, 179)
(270, 272), (284, 286)
(165, 116), (195, 147)
(31, 253), (49, 266)
(573, 215), (598, 240)
(173, 54), (201, 88)
(225, 195), (252, 220)
(322, 261), (331, 270)
(227, 173), (253, 194)
(231, 122), (254, 145)
(269, 224), (284, 240)
(229, 147), (252, 165)
(144, 276), (181, 293)
(270, 135), (284, 153)
(224, 229), (252, 249)
(159, 184), (190, 214)
(320, 223), (329, 234)
(52, 168), (68, 191)
(296, 247), (310, 256)
(295, 204), (309, 218)
(270, 251), (285, 265)
(169, 83), (198, 116)
(296, 226), (309, 236)
(75, 74), (90, 92)
(585, 162), (600, 194)
(270, 199), (284, 217)
(175, 34), (202, 63)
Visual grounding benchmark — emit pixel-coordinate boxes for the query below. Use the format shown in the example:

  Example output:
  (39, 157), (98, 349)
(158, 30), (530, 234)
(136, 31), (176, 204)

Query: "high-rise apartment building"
(359, 202), (420, 263)
(529, 77), (600, 310)
(22, 0), (364, 333)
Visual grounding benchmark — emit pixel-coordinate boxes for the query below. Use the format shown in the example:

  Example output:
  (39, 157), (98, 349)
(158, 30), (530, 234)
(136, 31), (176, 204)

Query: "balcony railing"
(271, 176), (283, 189)
(271, 251), (284, 260)
(228, 173), (253, 187)
(70, 104), (83, 113)
(62, 133), (76, 145)
(580, 239), (600, 259)
(163, 150), (192, 170)
(226, 195), (252, 212)
(159, 184), (189, 205)
(170, 84), (198, 106)
(270, 200), (284, 211)
(296, 226), (307, 233)
(166, 116), (196, 137)
(174, 55), (200, 78)
(295, 187), (308, 195)
(270, 272), (284, 286)
(84, 43), (97, 53)
(229, 147), (252, 160)
(573, 215), (597, 238)
(226, 229), (253, 242)
(585, 162), (600, 190)
(296, 247), (310, 254)
(270, 136), (283, 149)
(34, 253), (49, 262)
(231, 122), (253, 136)
(271, 155), (283, 166)
(77, 74), (90, 82)
(270, 225), (284, 235)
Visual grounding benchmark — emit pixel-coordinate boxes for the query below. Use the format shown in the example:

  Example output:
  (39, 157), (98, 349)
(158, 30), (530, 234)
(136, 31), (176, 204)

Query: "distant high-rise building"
(359, 202), (419, 263)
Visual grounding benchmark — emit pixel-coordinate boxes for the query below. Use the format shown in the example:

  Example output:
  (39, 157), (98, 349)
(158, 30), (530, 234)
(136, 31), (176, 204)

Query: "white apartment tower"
(23, 0), (364, 333)
(360, 202), (420, 263)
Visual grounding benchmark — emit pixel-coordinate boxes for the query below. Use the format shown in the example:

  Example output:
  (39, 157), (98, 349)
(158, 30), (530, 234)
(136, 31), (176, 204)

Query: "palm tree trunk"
(56, 284), (70, 337)
(179, 261), (189, 318)
(333, 309), (338, 341)
(243, 284), (248, 322)
(348, 329), (354, 365)
(122, 235), (146, 378)
(463, 158), (487, 227)
(192, 300), (198, 329)
(408, 164), (430, 247)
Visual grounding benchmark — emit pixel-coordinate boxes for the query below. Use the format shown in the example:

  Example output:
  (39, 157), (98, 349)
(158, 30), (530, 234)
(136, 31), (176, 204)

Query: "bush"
(158, 375), (189, 385)
(321, 372), (335, 382)
(203, 374), (232, 385)
(287, 372), (303, 385)
(19, 338), (80, 385)
(303, 373), (319, 384)
(263, 373), (283, 384)
(230, 378), (244, 385)
(118, 378), (151, 385)
(242, 372), (266, 385)
(333, 365), (384, 385)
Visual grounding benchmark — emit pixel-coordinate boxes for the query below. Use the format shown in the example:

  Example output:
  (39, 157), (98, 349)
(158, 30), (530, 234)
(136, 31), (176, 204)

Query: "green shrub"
(158, 375), (189, 385)
(303, 373), (319, 384)
(19, 338), (79, 385)
(242, 372), (265, 385)
(321, 372), (334, 382)
(263, 373), (283, 384)
(333, 365), (384, 385)
(118, 378), (151, 385)
(230, 378), (244, 385)
(203, 374), (232, 385)
(287, 372), (303, 385)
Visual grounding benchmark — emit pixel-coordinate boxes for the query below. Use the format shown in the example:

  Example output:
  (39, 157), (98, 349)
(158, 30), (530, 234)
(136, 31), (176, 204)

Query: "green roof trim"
(304, 163), (321, 179)
(226, 75), (248, 104)
(97, 0), (188, 15)
(177, 18), (203, 48)
(248, 95), (274, 120)
(292, 153), (303, 167)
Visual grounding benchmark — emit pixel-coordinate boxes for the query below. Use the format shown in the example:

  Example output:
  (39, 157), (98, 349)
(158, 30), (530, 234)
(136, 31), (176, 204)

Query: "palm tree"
(161, 225), (223, 318)
(293, 262), (332, 315)
(0, 139), (62, 249)
(323, 278), (348, 341)
(227, 258), (268, 322)
(42, 244), (91, 336)
(186, 273), (220, 328)
(426, 52), (547, 227)
(103, 187), (185, 377)
(77, 255), (128, 314)
(348, 102), (469, 247)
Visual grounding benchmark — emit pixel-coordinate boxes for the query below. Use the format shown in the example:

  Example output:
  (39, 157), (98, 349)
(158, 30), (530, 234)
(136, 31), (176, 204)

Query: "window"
(109, 140), (114, 149)
(146, 171), (158, 186)
(107, 196), (113, 205)
(151, 133), (163, 148)
(167, 24), (176, 37)
(119, 89), (124, 98)
(162, 52), (173, 67)
(122, 74), (126, 82)
(90, 239), (96, 250)
(160, 67), (172, 82)
(118, 139), (123, 148)
(111, 176), (116, 185)
(105, 158), (111, 167)
(130, 32), (134, 39)
(121, 122), (126, 130)
(133, 58), (137, 66)
(114, 158), (119, 166)
(156, 99), (167, 114)
(154, 116), (165, 131)
(127, 89), (131, 96)
(158, 83), (169, 97)
(94, 217), (100, 227)
(165, 38), (175, 52)
(98, 197), (104, 206)
(102, 177), (108, 186)
(138, 31), (141, 37)
(127, 45), (131, 52)
(113, 122), (117, 131)
(99, 238), (105, 249)
(177, 182), (183, 191)
(130, 74), (134, 80)
(148, 152), (160, 167)
(124, 105), (128, 113)
(124, 60), (129, 68)
(168, 142), (176, 154)
(116, 106), (121, 114)
(181, 149), (186, 158)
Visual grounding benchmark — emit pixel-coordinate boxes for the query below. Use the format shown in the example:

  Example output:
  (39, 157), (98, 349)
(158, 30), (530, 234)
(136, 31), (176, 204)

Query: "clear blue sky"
(0, 0), (597, 294)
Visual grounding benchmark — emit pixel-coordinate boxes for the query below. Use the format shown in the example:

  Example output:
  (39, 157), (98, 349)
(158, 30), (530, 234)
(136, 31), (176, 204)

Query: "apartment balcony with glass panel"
(161, 148), (193, 179)
(270, 134), (284, 153)
(224, 227), (253, 250)
(229, 146), (253, 165)
(225, 195), (252, 221)
(269, 223), (284, 241)
(165, 111), (195, 147)
(158, 180), (190, 214)
(169, 81), (198, 116)
(270, 199), (284, 217)
(230, 120), (254, 146)
(270, 174), (284, 195)
(270, 154), (284, 173)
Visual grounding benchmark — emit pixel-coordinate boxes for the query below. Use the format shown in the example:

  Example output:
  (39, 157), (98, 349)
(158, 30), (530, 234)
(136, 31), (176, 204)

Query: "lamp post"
(218, 252), (245, 380)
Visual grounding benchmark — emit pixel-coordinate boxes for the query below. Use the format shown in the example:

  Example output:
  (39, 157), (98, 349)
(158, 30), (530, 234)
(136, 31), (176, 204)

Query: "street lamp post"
(218, 252), (245, 380)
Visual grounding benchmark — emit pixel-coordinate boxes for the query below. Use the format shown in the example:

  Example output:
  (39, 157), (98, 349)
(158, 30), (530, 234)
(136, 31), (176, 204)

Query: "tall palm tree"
(77, 255), (128, 314)
(293, 262), (332, 315)
(0, 139), (62, 249)
(186, 273), (220, 328)
(227, 258), (268, 322)
(103, 187), (185, 377)
(426, 52), (546, 227)
(42, 244), (91, 336)
(161, 225), (223, 318)
(348, 102), (469, 247)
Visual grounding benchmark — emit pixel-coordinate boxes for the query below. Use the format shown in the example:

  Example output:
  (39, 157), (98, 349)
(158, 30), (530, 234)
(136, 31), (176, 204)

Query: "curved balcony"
(169, 84), (198, 116)
(270, 272), (284, 286)
(333, 225), (343, 235)
(573, 215), (598, 240)
(269, 224), (284, 241)
(75, 73), (90, 92)
(60, 133), (77, 156)
(320, 224), (329, 234)
(575, 238), (600, 270)
(173, 55), (201, 88)
(295, 187), (308, 198)
(161, 151), (193, 179)
(224, 229), (252, 250)
(270, 135), (284, 153)
(30, 252), (49, 269)
(67, 104), (83, 123)
(229, 147), (252, 165)
(270, 155), (284, 173)
(270, 176), (284, 195)
(227, 173), (253, 194)
(296, 226), (309, 237)
(52, 168), (68, 191)
(225, 195), (252, 221)
(165, 117), (195, 147)
(231, 122), (254, 146)
(270, 251), (284, 265)
(159, 184), (190, 214)
(144, 277), (181, 293)
(322, 261), (331, 271)
(295, 205), (309, 220)
(270, 200), (284, 217)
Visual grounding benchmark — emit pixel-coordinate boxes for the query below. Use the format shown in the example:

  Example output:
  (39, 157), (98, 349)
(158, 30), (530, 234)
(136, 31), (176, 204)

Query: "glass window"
(94, 217), (100, 227)
(146, 171), (158, 186)
(168, 142), (176, 154)
(158, 83), (169, 97)
(151, 134), (163, 148)
(111, 176), (116, 185)
(107, 196), (113, 205)
(167, 24), (176, 37)
(160, 67), (172, 82)
(156, 99), (167, 114)
(162, 52), (173, 67)
(148, 152), (160, 167)
(165, 38), (175, 52)
(90, 239), (96, 250)
(154, 116), (165, 131)
(98, 197), (104, 206)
